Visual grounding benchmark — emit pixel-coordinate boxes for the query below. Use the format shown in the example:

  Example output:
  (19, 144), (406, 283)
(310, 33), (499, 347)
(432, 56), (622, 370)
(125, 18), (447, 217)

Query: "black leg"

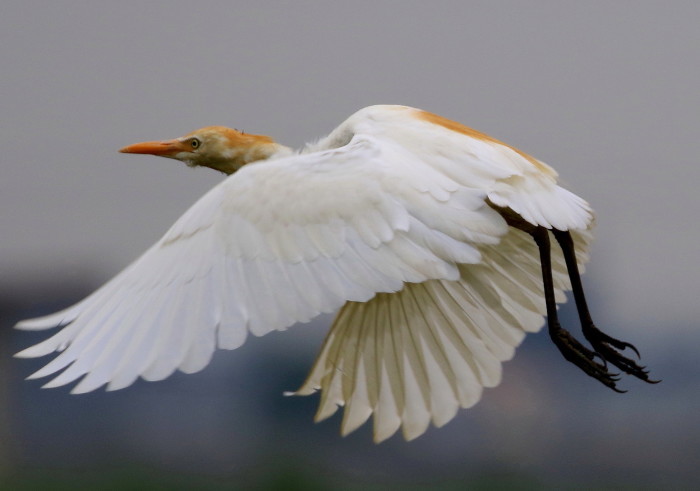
(529, 227), (624, 391)
(551, 229), (658, 385)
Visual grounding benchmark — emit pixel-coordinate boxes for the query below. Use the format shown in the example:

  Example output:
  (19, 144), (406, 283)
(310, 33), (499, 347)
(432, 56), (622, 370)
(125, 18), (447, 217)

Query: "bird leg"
(528, 226), (624, 391)
(489, 202), (656, 390)
(551, 229), (658, 386)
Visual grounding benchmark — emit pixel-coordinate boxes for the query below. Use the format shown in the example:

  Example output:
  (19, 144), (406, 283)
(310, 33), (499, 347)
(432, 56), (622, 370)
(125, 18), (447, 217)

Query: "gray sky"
(2, 1), (699, 486)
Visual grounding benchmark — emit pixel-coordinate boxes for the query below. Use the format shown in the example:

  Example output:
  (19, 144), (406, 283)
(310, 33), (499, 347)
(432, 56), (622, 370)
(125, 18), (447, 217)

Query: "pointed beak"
(119, 139), (188, 157)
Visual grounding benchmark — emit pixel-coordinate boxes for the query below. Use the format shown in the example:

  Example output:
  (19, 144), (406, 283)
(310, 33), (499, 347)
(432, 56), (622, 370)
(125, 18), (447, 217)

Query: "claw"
(582, 323), (657, 385)
(549, 326), (625, 391)
(591, 351), (608, 369)
(627, 343), (641, 359)
(610, 339), (641, 359)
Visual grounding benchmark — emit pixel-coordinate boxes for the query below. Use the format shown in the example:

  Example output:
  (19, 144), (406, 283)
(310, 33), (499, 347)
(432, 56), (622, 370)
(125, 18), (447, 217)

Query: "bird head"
(119, 126), (290, 175)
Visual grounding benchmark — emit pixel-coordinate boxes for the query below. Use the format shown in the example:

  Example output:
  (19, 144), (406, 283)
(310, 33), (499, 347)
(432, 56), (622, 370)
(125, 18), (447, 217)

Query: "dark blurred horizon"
(1, 270), (696, 489)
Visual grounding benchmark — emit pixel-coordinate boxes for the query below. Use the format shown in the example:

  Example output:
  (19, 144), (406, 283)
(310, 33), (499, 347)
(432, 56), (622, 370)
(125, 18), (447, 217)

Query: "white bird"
(16, 105), (654, 442)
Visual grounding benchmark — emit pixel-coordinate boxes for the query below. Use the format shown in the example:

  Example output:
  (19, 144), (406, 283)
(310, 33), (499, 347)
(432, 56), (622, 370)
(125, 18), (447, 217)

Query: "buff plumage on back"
(16, 105), (594, 441)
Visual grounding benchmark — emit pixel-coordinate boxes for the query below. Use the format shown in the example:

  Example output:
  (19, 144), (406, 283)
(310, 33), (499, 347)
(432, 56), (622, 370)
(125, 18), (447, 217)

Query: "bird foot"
(583, 324), (660, 385)
(549, 325), (625, 392)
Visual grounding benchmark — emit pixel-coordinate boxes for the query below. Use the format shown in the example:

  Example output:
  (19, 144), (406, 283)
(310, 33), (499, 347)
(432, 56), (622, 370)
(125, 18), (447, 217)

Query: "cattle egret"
(16, 105), (655, 442)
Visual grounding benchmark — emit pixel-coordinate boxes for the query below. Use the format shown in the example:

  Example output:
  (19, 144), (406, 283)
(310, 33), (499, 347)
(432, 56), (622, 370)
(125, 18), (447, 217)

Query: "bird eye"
(190, 138), (201, 149)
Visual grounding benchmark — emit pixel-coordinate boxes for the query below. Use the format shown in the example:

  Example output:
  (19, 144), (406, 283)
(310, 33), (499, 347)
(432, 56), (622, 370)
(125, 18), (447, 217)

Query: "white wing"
(15, 133), (510, 395)
(292, 227), (592, 442)
(16, 105), (595, 441)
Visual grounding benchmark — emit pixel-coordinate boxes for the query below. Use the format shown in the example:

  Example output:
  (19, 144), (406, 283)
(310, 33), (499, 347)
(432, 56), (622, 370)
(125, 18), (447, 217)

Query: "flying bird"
(16, 105), (655, 442)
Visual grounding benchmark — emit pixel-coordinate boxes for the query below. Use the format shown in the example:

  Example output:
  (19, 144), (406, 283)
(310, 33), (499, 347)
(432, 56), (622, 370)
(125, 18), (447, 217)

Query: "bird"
(15, 105), (655, 442)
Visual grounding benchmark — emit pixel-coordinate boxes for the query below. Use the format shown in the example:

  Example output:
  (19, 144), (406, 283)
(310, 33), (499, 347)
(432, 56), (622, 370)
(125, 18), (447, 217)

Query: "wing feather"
(19, 135), (503, 392)
(292, 225), (591, 441)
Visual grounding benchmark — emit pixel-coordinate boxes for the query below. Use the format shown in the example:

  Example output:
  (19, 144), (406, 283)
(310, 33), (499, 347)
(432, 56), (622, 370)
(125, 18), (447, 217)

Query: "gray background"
(1, 1), (698, 488)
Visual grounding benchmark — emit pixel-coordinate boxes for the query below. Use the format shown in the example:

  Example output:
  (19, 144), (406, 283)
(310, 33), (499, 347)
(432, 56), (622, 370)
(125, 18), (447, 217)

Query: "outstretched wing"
(292, 226), (592, 442)
(16, 134), (510, 394)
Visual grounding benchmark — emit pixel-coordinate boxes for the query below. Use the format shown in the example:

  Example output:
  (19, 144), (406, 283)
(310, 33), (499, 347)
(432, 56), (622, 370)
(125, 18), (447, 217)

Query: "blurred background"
(1, 1), (699, 489)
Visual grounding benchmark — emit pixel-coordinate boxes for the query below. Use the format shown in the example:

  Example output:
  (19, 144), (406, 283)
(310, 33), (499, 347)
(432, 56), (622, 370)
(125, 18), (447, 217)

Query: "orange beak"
(119, 139), (189, 157)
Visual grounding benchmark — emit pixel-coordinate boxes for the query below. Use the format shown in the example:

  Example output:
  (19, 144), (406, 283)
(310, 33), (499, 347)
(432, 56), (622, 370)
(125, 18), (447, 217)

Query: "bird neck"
(249, 141), (294, 164)
(208, 139), (293, 175)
